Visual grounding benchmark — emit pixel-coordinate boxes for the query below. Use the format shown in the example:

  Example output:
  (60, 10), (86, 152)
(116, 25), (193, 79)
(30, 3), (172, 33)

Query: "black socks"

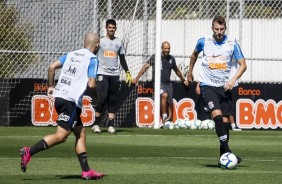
(77, 152), (90, 172)
(213, 115), (231, 155)
(30, 139), (49, 156)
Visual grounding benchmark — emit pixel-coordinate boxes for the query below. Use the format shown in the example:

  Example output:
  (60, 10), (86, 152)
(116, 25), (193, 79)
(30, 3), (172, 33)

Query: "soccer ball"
(182, 119), (191, 129)
(175, 119), (187, 129)
(219, 152), (238, 170)
(163, 121), (171, 129)
(200, 119), (209, 130)
(201, 119), (215, 130)
(190, 119), (201, 130)
(168, 121), (175, 129)
(207, 119), (215, 130)
(173, 119), (181, 128)
(173, 122), (181, 129)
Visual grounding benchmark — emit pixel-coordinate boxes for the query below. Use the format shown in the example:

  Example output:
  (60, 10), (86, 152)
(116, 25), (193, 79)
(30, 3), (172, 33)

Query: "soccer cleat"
(236, 155), (242, 164)
(82, 169), (106, 180)
(92, 125), (101, 133)
(232, 127), (242, 131)
(108, 126), (116, 134)
(20, 146), (31, 172)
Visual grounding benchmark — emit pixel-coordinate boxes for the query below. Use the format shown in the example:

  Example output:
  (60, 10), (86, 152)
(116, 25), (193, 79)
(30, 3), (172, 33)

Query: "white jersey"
(198, 35), (237, 87)
(54, 48), (96, 107)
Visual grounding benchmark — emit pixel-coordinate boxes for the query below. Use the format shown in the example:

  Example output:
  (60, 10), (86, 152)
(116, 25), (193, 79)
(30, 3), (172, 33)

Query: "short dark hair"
(106, 19), (116, 27)
(212, 16), (226, 28)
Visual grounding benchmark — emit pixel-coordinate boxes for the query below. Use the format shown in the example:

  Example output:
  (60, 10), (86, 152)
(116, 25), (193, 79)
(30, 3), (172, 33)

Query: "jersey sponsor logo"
(70, 57), (82, 63)
(208, 62), (227, 70)
(104, 51), (117, 58)
(210, 75), (225, 84)
(60, 78), (71, 86)
(58, 113), (70, 122)
(73, 53), (85, 57)
(64, 65), (77, 76)
(207, 55), (227, 70)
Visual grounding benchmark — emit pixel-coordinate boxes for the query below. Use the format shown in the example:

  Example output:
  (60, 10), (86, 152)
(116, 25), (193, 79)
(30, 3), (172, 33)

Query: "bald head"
(161, 41), (170, 57)
(84, 32), (100, 53)
(161, 41), (170, 48)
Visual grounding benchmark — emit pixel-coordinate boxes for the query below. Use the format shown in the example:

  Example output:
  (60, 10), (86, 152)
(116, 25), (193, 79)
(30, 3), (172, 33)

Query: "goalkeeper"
(133, 41), (188, 123)
(91, 19), (132, 134)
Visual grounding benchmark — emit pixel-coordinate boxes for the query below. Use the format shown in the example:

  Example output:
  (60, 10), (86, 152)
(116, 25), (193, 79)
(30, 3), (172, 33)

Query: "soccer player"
(20, 32), (106, 180)
(133, 41), (188, 123)
(186, 16), (247, 163)
(91, 19), (132, 134)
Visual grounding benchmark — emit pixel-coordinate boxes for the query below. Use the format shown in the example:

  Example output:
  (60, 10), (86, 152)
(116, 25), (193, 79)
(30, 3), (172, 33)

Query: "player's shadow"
(205, 164), (220, 168)
(204, 164), (249, 168)
(59, 175), (81, 179)
(114, 129), (134, 133)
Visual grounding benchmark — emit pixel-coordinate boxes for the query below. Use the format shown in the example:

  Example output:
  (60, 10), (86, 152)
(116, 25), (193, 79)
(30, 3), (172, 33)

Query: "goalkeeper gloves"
(125, 71), (132, 87)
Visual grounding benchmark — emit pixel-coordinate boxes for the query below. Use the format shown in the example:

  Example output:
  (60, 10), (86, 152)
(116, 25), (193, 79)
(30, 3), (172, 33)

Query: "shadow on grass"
(59, 175), (81, 179)
(204, 164), (249, 169)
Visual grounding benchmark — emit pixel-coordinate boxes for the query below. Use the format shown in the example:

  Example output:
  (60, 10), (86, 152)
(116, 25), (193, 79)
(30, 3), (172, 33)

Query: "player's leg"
(20, 98), (74, 172)
(166, 83), (174, 121)
(160, 83), (169, 121)
(92, 75), (109, 133)
(161, 92), (169, 121)
(73, 118), (105, 180)
(201, 86), (232, 155)
(221, 94), (242, 163)
(107, 75), (119, 133)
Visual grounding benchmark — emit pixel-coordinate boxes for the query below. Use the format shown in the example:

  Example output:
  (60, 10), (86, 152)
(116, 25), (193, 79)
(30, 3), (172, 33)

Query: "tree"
(0, 1), (35, 78)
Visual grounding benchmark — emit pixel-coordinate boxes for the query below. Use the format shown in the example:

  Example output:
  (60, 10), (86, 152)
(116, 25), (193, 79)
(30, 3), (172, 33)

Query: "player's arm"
(84, 57), (99, 106)
(119, 54), (129, 72)
(187, 49), (200, 83)
(195, 81), (200, 95)
(133, 62), (150, 84)
(173, 66), (188, 87)
(119, 54), (133, 87)
(48, 60), (63, 87)
(225, 41), (247, 91)
(47, 58), (64, 98)
(187, 38), (203, 84)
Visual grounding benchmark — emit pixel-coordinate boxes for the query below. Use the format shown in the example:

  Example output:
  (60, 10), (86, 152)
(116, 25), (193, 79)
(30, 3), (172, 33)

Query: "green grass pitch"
(0, 127), (282, 184)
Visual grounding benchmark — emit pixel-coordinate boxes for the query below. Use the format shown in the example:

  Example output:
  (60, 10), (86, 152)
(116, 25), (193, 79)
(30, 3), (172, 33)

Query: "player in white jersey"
(186, 16), (247, 165)
(20, 32), (106, 180)
(92, 19), (132, 134)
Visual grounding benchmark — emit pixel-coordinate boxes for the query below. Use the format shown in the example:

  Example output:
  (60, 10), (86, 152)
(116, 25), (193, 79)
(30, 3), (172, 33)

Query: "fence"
(1, 0), (282, 125)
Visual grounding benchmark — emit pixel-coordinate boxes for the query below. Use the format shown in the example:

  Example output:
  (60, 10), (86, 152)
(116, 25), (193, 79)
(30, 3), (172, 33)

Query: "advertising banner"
(6, 79), (282, 129)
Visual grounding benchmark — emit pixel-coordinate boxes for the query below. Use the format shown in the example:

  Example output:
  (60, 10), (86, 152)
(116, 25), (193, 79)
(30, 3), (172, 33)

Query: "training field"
(0, 127), (282, 184)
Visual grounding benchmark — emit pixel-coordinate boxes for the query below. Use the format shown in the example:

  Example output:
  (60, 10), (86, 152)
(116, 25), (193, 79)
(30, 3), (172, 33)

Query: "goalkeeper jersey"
(54, 48), (98, 108)
(195, 35), (244, 87)
(97, 36), (125, 76)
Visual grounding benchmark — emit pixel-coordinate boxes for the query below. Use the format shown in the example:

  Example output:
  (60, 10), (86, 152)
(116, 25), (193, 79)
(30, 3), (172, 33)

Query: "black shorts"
(54, 97), (82, 131)
(160, 82), (173, 104)
(96, 74), (119, 113)
(200, 85), (232, 116)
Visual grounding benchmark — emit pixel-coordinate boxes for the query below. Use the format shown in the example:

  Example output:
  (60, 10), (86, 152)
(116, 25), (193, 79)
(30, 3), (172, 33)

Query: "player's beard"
(213, 33), (224, 42)
(94, 46), (99, 54)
